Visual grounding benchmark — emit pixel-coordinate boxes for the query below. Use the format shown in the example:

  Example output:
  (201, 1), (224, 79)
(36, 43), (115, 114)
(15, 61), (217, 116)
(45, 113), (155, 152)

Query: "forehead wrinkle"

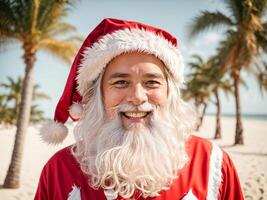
(109, 72), (130, 79)
(144, 73), (165, 80)
(104, 52), (169, 82)
(108, 72), (165, 81)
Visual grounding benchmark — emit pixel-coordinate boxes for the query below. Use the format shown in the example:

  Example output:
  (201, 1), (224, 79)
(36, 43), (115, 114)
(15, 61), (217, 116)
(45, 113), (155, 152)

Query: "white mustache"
(116, 102), (155, 113)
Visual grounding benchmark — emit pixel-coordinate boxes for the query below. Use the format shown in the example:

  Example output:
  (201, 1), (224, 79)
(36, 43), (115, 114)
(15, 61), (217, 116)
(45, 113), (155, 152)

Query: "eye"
(145, 80), (161, 88)
(112, 80), (129, 88)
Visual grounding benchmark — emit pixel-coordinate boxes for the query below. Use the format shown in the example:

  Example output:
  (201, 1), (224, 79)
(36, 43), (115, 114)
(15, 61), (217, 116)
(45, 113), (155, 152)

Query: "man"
(35, 18), (244, 200)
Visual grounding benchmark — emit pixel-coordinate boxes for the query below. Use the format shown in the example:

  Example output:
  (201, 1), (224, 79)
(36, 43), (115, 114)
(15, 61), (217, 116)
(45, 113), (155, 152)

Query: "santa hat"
(40, 18), (184, 144)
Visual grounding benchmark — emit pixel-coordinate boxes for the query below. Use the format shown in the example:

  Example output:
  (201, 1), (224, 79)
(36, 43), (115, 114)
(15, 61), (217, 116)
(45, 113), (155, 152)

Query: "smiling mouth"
(121, 111), (151, 119)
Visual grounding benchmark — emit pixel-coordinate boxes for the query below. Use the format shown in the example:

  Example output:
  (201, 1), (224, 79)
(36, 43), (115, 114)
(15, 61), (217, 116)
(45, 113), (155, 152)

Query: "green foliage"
(0, 0), (83, 64)
(183, 54), (234, 109)
(188, 0), (267, 81)
(187, 0), (267, 144)
(188, 11), (233, 38)
(183, 55), (211, 107)
(0, 76), (50, 125)
(0, 0), (82, 188)
(255, 61), (267, 92)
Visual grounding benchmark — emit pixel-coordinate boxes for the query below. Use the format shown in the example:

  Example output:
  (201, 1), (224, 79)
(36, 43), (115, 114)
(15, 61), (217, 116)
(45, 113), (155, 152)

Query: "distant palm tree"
(30, 105), (46, 124)
(1, 76), (23, 117)
(204, 57), (234, 139)
(188, 0), (267, 145)
(0, 0), (82, 188)
(183, 55), (211, 130)
(259, 72), (267, 90)
(184, 54), (233, 138)
(0, 94), (9, 123)
(0, 76), (50, 125)
(255, 61), (267, 92)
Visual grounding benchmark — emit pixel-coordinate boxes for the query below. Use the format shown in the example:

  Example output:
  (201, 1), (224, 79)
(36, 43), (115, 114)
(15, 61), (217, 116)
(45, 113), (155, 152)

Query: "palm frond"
(251, 0), (267, 17)
(39, 37), (80, 64)
(45, 22), (77, 37)
(255, 23), (267, 52)
(224, 0), (243, 23)
(0, 75), (50, 125)
(188, 11), (233, 38)
(0, 1), (19, 38)
(37, 0), (74, 33)
(64, 35), (84, 43)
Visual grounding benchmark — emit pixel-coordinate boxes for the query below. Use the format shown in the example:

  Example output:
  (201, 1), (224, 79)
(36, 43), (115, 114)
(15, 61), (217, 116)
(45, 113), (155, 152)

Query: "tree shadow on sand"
(218, 144), (236, 148)
(216, 143), (267, 157)
(225, 151), (267, 157)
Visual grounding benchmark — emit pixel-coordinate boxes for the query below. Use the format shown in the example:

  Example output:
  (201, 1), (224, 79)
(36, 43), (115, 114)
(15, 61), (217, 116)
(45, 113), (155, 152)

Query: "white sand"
(195, 116), (267, 200)
(0, 116), (266, 199)
(0, 125), (75, 200)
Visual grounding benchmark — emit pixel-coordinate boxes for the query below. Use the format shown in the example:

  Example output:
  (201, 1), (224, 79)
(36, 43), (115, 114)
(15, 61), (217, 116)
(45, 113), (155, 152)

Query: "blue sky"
(0, 0), (266, 118)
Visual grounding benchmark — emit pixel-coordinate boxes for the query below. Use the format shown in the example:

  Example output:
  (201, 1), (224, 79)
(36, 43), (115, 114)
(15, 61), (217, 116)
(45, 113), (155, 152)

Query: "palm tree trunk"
(3, 51), (35, 188)
(15, 97), (20, 124)
(196, 102), (207, 131)
(233, 72), (244, 145)
(214, 88), (221, 139)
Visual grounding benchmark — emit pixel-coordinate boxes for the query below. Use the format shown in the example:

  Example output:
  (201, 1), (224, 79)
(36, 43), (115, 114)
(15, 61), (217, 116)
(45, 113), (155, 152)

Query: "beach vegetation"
(0, 0), (82, 188)
(188, 0), (267, 145)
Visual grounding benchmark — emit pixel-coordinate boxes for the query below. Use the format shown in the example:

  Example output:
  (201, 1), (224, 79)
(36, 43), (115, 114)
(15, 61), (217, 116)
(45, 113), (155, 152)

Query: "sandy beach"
(195, 116), (267, 200)
(0, 116), (266, 199)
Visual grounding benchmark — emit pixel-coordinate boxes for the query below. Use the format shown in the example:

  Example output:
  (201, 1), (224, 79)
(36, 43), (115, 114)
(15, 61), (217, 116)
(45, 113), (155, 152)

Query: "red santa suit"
(36, 18), (244, 200)
(34, 135), (244, 200)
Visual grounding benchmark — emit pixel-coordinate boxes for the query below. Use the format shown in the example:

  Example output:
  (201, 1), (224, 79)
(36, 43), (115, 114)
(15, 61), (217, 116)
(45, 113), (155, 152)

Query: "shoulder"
(48, 145), (73, 162)
(182, 135), (244, 198)
(35, 146), (94, 199)
(186, 135), (213, 156)
(38, 144), (85, 187)
(187, 135), (211, 145)
(186, 135), (231, 164)
(42, 145), (78, 172)
(49, 145), (74, 161)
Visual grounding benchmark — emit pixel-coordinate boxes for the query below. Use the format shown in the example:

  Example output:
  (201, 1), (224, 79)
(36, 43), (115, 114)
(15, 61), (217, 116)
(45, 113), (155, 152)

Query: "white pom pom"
(40, 121), (68, 144)
(69, 102), (83, 119)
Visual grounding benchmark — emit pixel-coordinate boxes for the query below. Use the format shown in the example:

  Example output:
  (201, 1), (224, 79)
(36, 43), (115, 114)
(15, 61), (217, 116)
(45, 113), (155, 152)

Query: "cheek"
(148, 89), (168, 106)
(103, 89), (125, 117)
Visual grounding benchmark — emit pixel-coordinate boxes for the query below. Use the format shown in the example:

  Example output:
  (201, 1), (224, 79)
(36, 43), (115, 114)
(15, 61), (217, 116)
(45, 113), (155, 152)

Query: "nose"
(126, 83), (148, 105)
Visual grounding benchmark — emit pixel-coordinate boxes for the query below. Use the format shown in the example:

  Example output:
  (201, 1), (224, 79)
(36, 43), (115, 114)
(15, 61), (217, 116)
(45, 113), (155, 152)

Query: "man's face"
(102, 52), (168, 128)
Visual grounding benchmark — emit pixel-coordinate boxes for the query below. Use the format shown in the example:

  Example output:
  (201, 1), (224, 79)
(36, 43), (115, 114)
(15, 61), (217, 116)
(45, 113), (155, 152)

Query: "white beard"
(72, 102), (190, 198)
(72, 77), (196, 198)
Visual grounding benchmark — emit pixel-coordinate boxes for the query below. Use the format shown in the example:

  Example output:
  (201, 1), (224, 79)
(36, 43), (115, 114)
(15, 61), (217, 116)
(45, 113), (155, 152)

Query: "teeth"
(124, 112), (148, 118)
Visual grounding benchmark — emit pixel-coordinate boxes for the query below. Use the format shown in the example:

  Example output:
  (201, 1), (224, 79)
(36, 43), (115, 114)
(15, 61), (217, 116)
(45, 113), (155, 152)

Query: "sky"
(0, 0), (267, 118)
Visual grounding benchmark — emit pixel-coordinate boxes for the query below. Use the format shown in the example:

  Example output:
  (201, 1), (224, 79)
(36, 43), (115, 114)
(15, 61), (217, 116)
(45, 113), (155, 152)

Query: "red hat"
(40, 18), (184, 144)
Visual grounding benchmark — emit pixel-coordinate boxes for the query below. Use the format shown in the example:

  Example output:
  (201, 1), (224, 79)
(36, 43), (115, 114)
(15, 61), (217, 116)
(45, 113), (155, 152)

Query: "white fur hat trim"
(77, 28), (184, 96)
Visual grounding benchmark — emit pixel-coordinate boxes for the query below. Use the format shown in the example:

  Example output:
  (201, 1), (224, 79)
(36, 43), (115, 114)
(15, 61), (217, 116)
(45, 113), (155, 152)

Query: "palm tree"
(30, 105), (46, 124)
(254, 61), (267, 91)
(204, 57), (234, 139)
(1, 76), (24, 117)
(184, 54), (233, 137)
(212, 81), (233, 139)
(0, 0), (82, 188)
(188, 0), (267, 145)
(0, 94), (9, 124)
(183, 55), (211, 130)
(0, 76), (50, 125)
(258, 72), (267, 90)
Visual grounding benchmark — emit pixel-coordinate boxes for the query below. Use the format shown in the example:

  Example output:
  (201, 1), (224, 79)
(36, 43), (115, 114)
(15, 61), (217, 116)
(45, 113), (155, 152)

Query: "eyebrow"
(109, 72), (165, 79)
